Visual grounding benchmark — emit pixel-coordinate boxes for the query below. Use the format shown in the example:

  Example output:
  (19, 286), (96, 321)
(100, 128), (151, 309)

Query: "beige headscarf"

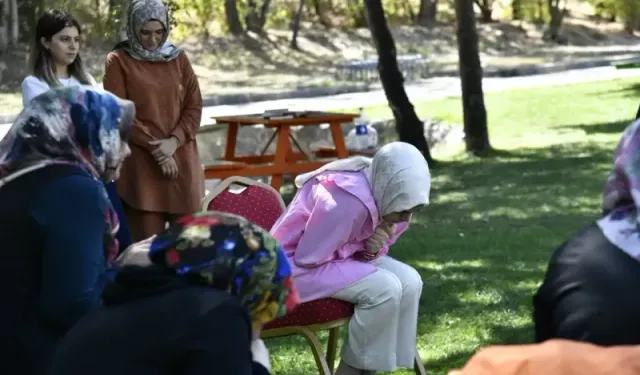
(295, 142), (431, 216)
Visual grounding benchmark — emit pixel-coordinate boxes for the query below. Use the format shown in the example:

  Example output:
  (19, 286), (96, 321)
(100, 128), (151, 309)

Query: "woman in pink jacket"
(271, 142), (431, 375)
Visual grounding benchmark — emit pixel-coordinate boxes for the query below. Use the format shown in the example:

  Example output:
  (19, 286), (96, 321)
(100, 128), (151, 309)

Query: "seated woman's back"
(49, 266), (265, 375)
(48, 211), (300, 375)
(0, 165), (104, 374)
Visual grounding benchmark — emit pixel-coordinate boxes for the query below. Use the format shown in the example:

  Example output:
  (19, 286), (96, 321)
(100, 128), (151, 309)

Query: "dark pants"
(533, 223), (640, 346)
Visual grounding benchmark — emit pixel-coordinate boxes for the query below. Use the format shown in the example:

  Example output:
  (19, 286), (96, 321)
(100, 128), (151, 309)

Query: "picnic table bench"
(335, 54), (429, 82)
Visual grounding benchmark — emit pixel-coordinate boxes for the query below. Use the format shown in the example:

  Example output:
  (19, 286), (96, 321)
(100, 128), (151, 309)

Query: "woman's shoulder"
(22, 75), (44, 85)
(307, 174), (370, 213)
(105, 49), (129, 66)
(42, 169), (104, 201)
(176, 49), (190, 62)
(316, 172), (372, 203)
(21, 75), (48, 91)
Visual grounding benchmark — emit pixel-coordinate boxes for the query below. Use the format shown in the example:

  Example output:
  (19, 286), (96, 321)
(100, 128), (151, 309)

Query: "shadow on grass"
(557, 120), (630, 135)
(424, 323), (534, 372)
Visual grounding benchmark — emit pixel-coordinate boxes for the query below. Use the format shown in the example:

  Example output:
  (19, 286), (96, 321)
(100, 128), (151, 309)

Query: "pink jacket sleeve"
(293, 180), (369, 268)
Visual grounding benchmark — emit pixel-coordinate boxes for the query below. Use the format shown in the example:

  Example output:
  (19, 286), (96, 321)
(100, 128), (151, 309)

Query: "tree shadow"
(594, 81), (640, 101)
(424, 323), (534, 372)
(558, 120), (630, 135)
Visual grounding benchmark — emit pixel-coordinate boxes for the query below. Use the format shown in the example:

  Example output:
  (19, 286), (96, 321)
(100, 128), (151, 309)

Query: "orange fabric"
(103, 50), (204, 214)
(448, 340), (640, 375)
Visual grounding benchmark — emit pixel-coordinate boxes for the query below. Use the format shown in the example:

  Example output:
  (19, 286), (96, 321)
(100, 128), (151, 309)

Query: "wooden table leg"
(329, 121), (350, 158)
(271, 126), (291, 191)
(224, 122), (239, 160)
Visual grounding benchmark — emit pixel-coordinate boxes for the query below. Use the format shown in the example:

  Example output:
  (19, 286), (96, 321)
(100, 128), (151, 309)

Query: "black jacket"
(533, 223), (640, 345)
(48, 266), (270, 375)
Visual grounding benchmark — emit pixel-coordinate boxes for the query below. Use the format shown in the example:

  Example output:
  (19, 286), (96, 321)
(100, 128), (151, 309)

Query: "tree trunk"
(363, 0), (435, 166)
(536, 0), (544, 22)
(402, 0), (416, 21)
(455, 0), (491, 155)
(225, 0), (244, 35)
(512, 0), (522, 20)
(290, 0), (305, 49)
(474, 0), (493, 22)
(312, 0), (331, 27)
(7, 0), (18, 45)
(0, 0), (7, 53)
(246, 0), (272, 34)
(416, 0), (437, 26)
(546, 0), (565, 40)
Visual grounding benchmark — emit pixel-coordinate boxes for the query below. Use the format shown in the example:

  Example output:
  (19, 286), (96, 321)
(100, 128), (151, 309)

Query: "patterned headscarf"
(597, 119), (640, 260)
(149, 211), (300, 326)
(115, 0), (182, 62)
(0, 86), (135, 263)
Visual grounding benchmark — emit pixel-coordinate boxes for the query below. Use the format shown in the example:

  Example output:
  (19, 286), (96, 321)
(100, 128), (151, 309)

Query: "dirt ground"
(1, 14), (639, 115)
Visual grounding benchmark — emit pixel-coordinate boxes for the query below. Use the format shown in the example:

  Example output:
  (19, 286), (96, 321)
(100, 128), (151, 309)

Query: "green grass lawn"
(266, 77), (640, 374)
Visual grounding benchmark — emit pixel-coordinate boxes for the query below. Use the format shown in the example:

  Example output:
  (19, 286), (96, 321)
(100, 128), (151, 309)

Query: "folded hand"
(149, 137), (179, 162)
(379, 221), (397, 238)
(159, 157), (179, 179)
(365, 225), (392, 255)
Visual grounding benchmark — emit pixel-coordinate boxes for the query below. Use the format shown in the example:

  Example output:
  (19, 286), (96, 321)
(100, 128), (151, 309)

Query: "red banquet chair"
(202, 176), (427, 375)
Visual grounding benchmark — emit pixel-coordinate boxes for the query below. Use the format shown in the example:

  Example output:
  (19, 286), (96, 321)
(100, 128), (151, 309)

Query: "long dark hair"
(29, 10), (93, 87)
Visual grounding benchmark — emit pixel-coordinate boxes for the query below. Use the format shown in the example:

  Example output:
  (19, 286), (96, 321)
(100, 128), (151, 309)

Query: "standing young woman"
(21, 10), (95, 107)
(21, 9), (132, 252)
(103, 0), (204, 242)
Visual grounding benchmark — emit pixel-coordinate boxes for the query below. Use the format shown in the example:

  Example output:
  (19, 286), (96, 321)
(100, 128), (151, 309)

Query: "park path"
(1, 65), (639, 140)
(199, 65), (640, 123)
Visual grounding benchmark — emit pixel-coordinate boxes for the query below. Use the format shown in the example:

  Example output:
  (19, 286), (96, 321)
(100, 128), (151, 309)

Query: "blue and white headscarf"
(0, 86), (135, 262)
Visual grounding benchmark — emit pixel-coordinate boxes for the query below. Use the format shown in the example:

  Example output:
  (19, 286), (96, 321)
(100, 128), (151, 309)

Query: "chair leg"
(326, 326), (340, 373)
(291, 326), (333, 375)
(413, 349), (427, 375)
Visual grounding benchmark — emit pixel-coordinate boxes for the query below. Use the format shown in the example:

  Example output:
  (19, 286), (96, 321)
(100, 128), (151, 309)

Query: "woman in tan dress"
(103, 0), (203, 241)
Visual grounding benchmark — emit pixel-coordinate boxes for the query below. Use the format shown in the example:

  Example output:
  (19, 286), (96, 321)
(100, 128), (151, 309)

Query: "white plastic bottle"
(346, 108), (378, 151)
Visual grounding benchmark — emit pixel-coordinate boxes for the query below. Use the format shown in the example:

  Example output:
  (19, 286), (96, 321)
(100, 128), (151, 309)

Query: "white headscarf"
(295, 142), (431, 216)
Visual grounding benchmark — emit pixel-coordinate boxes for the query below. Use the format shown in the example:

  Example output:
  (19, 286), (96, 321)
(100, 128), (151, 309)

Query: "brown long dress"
(103, 50), (204, 240)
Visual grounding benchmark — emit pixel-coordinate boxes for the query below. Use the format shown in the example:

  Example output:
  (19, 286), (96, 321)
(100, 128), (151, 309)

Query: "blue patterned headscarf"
(0, 86), (135, 262)
(0, 86), (134, 179)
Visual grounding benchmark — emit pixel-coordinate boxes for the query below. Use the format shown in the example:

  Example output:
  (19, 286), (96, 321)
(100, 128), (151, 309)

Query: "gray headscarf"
(115, 0), (182, 62)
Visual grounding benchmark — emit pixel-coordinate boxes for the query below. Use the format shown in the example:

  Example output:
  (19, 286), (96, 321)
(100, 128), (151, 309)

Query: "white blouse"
(21, 75), (96, 108)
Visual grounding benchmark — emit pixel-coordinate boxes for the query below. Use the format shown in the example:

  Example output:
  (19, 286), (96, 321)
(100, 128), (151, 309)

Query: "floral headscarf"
(0, 86), (135, 263)
(597, 119), (640, 260)
(148, 211), (300, 326)
(115, 0), (182, 62)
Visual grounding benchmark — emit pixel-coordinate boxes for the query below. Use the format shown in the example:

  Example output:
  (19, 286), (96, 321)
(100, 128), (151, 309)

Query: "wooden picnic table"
(203, 111), (358, 190)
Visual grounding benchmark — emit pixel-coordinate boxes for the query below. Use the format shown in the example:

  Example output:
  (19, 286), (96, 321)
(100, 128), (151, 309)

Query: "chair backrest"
(201, 176), (286, 231)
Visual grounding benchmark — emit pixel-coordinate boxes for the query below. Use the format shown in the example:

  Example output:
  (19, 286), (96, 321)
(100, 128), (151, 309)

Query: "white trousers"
(332, 256), (423, 372)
